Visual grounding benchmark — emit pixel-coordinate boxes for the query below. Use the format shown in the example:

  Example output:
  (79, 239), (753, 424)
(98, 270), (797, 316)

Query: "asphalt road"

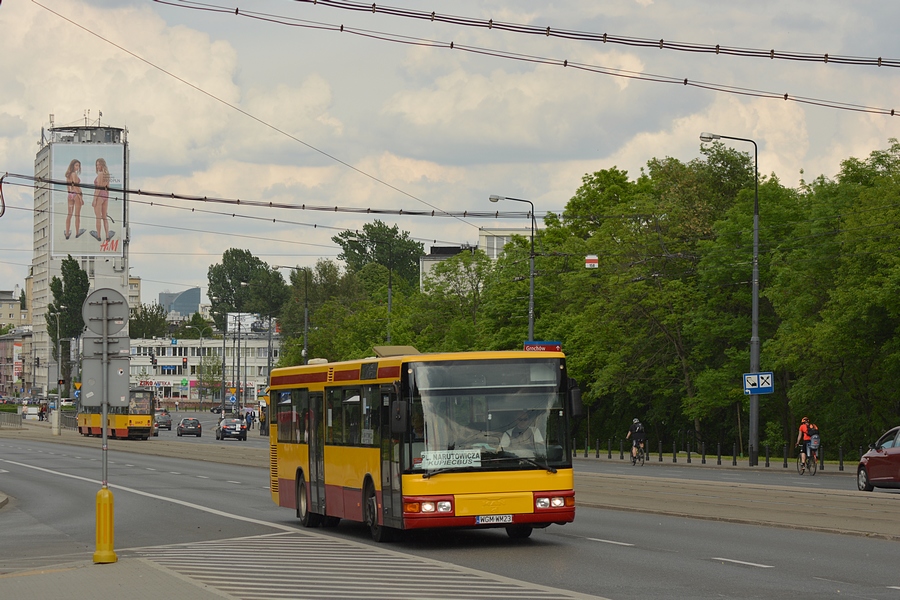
(5, 417), (900, 539)
(3, 419), (900, 600)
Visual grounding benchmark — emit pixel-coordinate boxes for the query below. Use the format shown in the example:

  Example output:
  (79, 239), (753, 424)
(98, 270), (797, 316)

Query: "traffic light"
(58, 379), (65, 386)
(182, 357), (188, 368)
(150, 355), (157, 366)
(35, 357), (40, 368)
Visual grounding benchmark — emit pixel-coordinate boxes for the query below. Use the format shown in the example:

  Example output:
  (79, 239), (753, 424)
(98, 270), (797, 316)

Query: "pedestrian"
(175, 400), (179, 412)
(247, 410), (254, 430)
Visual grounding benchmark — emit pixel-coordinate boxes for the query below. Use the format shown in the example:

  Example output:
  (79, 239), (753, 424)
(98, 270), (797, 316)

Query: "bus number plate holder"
(476, 514), (512, 524)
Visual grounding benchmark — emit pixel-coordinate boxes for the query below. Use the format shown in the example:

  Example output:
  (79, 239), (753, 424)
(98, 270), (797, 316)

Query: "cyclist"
(795, 416), (816, 472)
(625, 418), (646, 463)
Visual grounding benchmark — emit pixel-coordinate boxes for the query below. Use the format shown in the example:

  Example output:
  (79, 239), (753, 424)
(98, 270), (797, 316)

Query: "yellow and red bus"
(77, 386), (154, 440)
(268, 348), (582, 541)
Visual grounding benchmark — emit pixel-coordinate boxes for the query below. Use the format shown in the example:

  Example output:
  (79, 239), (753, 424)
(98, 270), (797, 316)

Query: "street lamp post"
(53, 305), (66, 436)
(185, 325), (212, 406)
(700, 132), (760, 466)
(489, 195), (536, 341)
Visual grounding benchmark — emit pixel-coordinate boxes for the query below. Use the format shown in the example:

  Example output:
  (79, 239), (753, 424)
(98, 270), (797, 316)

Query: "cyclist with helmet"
(795, 416), (814, 472)
(625, 418), (646, 462)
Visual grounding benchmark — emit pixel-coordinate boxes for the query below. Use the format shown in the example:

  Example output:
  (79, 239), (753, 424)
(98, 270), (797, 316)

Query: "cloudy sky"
(2, 0), (898, 305)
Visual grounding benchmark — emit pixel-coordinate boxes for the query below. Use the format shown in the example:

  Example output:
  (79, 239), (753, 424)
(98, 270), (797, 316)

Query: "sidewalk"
(0, 558), (233, 599)
(0, 420), (236, 597)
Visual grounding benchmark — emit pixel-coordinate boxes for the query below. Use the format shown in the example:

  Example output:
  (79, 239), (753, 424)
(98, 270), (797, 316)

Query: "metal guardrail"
(0, 412), (24, 429)
(61, 413), (78, 430)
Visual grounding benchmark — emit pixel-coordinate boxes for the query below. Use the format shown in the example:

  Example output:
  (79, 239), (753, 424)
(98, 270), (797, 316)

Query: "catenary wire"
(285, 0), (900, 69)
(154, 0), (898, 117)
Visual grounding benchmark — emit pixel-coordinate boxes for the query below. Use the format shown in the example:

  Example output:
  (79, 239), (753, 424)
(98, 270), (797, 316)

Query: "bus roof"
(269, 349), (566, 388)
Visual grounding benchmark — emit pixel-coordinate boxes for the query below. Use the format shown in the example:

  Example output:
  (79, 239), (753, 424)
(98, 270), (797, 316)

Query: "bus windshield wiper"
(421, 466), (473, 479)
(518, 457), (557, 473)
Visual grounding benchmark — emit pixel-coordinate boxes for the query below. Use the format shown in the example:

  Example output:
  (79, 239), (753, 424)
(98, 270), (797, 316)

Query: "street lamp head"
(699, 132), (720, 143)
(488, 195), (503, 203)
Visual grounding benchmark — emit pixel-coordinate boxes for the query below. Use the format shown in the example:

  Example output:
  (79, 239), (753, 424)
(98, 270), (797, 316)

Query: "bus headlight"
(421, 502), (436, 513)
(437, 501), (452, 513)
(536, 495), (572, 509)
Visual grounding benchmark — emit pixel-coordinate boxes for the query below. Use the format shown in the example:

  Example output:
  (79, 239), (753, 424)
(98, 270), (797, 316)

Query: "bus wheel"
(506, 525), (533, 539)
(365, 482), (396, 542)
(296, 477), (322, 527)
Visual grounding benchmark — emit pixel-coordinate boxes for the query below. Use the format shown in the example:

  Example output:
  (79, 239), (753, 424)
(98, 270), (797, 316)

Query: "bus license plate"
(476, 514), (512, 524)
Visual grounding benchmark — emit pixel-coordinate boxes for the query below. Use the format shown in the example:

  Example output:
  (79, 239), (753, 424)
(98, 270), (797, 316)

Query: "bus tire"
(506, 525), (533, 539)
(296, 476), (322, 527)
(365, 481), (396, 542)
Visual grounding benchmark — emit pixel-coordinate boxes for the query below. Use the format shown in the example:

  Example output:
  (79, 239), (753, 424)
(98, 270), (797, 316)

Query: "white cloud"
(2, 0), (900, 303)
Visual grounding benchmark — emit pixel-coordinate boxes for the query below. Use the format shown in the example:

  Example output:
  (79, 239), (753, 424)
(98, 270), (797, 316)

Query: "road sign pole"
(94, 295), (117, 564)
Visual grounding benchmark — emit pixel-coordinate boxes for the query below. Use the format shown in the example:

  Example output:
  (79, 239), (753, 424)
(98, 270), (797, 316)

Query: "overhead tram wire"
(0, 175), (529, 248)
(285, 0), (900, 69)
(30, 0), (480, 232)
(157, 0), (898, 117)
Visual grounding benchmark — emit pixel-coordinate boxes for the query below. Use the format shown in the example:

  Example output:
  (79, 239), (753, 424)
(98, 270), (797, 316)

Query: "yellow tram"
(77, 386), (154, 440)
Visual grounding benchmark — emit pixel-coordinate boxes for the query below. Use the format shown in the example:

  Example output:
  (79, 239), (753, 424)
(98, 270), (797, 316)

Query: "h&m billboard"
(50, 143), (126, 258)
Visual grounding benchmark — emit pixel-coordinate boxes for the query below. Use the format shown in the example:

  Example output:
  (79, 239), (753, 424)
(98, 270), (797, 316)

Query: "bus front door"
(380, 386), (403, 528)
(308, 392), (326, 516)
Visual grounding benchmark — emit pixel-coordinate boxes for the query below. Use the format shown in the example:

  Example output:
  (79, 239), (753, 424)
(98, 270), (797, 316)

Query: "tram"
(77, 386), (155, 440)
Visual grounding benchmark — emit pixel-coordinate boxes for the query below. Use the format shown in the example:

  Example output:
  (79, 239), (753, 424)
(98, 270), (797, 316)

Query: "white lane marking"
(169, 472), (181, 475)
(888, 586), (900, 590)
(227, 480), (241, 484)
(588, 538), (634, 547)
(146, 467), (156, 471)
(196, 475), (209, 479)
(0, 469), (8, 473)
(1, 458), (297, 533)
(712, 557), (773, 568)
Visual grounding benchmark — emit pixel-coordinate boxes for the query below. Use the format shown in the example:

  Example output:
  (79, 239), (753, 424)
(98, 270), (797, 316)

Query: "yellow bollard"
(93, 487), (118, 564)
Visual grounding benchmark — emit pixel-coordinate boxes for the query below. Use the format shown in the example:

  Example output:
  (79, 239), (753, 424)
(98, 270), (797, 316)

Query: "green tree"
(129, 302), (168, 339)
(207, 249), (268, 331)
(46, 255), (90, 397)
(332, 221), (425, 290)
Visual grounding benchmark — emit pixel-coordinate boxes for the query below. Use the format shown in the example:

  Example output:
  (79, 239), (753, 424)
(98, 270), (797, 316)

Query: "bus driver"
(500, 410), (545, 454)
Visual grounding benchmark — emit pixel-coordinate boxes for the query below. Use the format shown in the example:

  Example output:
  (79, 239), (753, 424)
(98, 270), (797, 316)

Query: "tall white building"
(32, 119), (130, 396)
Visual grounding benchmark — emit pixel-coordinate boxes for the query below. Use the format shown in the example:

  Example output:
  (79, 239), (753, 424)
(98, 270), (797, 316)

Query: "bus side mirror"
(569, 386), (583, 418)
(390, 400), (408, 434)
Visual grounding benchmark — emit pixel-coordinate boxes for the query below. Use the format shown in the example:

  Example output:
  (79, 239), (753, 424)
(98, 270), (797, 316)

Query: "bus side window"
(291, 389), (308, 444)
(344, 389), (361, 445)
(362, 385), (378, 445)
(327, 388), (343, 444)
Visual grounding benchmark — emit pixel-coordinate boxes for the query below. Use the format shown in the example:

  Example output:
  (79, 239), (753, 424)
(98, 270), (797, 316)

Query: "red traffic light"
(182, 357), (188, 367)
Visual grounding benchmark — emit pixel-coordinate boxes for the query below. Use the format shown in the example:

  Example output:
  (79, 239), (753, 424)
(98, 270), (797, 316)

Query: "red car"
(857, 426), (900, 491)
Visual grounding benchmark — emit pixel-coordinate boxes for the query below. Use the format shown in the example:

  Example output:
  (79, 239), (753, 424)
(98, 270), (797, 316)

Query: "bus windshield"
(408, 358), (568, 472)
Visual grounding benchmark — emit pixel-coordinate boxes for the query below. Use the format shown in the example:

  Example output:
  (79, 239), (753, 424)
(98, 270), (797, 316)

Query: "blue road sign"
(230, 395), (236, 404)
(743, 372), (774, 395)
(74, 390), (81, 398)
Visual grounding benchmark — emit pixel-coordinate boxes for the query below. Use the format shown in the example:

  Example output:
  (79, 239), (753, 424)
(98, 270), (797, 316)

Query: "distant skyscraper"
(160, 287), (201, 319)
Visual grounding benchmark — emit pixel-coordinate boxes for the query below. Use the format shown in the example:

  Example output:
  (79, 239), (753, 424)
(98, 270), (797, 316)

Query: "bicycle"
(631, 443), (645, 466)
(796, 446), (817, 476)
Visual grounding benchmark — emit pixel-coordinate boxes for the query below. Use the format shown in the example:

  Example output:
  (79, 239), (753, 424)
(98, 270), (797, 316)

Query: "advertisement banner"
(50, 143), (126, 257)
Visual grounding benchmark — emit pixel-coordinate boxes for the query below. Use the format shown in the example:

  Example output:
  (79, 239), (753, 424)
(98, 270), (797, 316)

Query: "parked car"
(154, 410), (172, 430)
(176, 417), (202, 437)
(216, 418), (247, 441)
(857, 426), (900, 491)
